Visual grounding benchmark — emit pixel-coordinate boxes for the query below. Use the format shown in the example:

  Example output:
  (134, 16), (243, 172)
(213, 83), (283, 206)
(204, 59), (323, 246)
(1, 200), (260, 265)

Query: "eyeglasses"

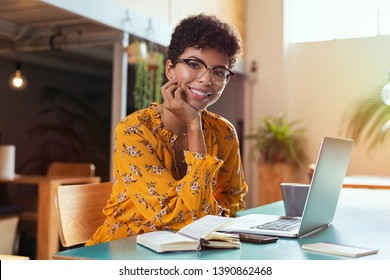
(174, 58), (234, 85)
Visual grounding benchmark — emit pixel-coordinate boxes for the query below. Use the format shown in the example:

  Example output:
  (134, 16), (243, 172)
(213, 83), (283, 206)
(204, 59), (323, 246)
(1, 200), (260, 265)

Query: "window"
(379, 0), (390, 35)
(289, 0), (390, 43)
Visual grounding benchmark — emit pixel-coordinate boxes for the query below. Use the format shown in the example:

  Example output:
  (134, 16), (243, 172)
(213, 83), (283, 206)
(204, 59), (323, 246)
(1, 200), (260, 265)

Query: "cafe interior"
(1, 0), (390, 260)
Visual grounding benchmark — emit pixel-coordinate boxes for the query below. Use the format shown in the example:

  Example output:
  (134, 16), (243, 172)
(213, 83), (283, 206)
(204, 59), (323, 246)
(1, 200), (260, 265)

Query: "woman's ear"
(165, 59), (176, 80)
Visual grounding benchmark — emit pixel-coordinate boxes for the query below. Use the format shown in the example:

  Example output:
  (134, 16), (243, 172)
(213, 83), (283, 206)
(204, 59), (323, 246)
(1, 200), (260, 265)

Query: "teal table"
(53, 188), (390, 260)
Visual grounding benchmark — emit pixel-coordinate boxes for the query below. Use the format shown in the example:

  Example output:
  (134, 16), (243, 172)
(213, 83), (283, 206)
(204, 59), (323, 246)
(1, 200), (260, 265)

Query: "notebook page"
(178, 215), (233, 240)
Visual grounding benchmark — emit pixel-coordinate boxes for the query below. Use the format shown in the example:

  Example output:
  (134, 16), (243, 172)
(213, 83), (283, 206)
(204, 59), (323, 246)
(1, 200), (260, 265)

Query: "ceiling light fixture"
(9, 61), (27, 90)
(381, 71), (390, 105)
(127, 40), (148, 65)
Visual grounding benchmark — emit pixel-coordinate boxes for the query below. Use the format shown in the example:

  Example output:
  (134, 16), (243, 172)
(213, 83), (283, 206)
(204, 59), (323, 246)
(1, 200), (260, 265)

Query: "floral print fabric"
(86, 103), (247, 245)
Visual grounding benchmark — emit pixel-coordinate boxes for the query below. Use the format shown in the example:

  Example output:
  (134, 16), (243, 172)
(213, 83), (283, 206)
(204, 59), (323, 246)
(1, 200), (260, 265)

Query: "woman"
(87, 13), (248, 245)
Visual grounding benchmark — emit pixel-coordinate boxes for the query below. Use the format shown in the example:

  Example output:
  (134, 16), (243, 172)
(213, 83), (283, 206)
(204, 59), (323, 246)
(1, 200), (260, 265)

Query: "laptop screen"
(298, 137), (353, 237)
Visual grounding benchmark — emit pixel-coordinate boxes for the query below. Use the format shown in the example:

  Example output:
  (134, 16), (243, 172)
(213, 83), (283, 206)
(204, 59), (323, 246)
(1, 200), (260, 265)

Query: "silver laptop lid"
(298, 137), (353, 237)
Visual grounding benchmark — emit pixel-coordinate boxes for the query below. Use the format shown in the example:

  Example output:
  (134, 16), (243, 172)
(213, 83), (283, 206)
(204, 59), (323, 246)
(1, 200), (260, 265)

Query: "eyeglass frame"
(173, 58), (235, 85)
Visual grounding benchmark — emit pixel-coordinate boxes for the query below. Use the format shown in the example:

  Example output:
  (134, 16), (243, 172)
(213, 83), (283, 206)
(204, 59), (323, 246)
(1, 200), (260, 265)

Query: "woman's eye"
(187, 61), (201, 69)
(213, 69), (227, 78)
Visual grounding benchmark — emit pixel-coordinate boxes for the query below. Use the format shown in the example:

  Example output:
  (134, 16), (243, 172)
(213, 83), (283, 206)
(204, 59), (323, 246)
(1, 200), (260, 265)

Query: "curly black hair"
(167, 13), (242, 68)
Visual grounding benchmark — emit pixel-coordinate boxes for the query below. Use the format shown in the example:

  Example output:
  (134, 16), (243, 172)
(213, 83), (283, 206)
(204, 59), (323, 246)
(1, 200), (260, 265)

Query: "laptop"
(221, 136), (354, 238)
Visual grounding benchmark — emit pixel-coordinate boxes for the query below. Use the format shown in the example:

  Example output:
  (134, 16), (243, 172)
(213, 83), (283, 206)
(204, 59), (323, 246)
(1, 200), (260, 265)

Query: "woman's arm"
(112, 119), (223, 229)
(208, 119), (248, 217)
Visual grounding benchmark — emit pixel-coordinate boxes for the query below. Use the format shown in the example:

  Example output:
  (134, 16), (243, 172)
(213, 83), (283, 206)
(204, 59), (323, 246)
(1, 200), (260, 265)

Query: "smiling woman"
(174, 58), (234, 85)
(86, 14), (248, 246)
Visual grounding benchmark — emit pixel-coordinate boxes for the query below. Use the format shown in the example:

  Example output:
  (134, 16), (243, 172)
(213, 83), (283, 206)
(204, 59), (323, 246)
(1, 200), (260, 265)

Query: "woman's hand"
(160, 78), (201, 126)
(160, 78), (206, 155)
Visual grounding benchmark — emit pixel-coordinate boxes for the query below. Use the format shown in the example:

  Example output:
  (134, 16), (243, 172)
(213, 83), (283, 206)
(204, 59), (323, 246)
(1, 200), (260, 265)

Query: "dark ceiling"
(0, 0), (123, 77)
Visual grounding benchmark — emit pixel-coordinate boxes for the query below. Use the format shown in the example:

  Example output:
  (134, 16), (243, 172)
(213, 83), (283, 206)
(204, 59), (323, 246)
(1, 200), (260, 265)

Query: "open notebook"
(221, 136), (353, 238)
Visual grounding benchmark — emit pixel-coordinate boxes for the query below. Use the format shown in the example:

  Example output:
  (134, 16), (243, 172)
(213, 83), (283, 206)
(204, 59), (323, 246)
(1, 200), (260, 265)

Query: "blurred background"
(1, 1), (390, 258)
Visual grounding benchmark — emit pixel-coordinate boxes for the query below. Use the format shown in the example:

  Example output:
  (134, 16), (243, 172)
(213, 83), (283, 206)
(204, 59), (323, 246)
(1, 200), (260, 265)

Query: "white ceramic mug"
(0, 145), (16, 178)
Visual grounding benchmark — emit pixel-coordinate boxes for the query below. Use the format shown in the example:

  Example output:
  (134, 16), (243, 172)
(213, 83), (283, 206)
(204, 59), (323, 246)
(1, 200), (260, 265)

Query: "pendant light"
(9, 61), (27, 90)
(381, 70), (390, 105)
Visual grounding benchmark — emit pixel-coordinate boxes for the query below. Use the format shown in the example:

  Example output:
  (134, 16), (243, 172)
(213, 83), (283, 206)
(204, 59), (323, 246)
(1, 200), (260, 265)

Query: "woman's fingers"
(161, 82), (186, 109)
(161, 78), (177, 96)
(160, 79), (199, 124)
(161, 80), (179, 103)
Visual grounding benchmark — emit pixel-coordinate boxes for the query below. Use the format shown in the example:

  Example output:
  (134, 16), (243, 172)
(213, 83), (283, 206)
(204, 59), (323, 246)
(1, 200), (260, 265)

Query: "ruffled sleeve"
(104, 107), (227, 231)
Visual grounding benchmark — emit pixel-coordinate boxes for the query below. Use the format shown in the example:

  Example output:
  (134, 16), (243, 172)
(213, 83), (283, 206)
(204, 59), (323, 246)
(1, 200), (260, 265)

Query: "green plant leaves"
(133, 52), (164, 110)
(343, 87), (390, 151)
(246, 113), (308, 166)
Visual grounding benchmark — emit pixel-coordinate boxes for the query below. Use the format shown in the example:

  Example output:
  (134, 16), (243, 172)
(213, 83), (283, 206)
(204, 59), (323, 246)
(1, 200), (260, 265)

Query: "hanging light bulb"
(381, 71), (390, 105)
(127, 40), (148, 65)
(9, 61), (27, 90)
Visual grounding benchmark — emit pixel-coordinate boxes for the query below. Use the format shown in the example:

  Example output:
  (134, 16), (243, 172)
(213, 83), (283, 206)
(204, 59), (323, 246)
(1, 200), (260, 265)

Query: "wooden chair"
(0, 254), (30, 260)
(307, 163), (316, 183)
(0, 204), (24, 255)
(47, 162), (95, 177)
(20, 162), (96, 222)
(54, 182), (112, 247)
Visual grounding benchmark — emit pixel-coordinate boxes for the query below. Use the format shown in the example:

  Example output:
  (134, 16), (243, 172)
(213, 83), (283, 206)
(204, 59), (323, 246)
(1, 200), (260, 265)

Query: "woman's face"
(166, 46), (231, 111)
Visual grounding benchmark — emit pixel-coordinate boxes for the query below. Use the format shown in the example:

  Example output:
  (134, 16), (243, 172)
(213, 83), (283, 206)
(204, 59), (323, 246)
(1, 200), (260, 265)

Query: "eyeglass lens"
(177, 59), (231, 85)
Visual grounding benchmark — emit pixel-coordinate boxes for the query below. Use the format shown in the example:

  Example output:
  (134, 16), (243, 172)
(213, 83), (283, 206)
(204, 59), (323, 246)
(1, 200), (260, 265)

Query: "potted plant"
(247, 113), (309, 205)
(343, 81), (390, 150)
(132, 52), (165, 110)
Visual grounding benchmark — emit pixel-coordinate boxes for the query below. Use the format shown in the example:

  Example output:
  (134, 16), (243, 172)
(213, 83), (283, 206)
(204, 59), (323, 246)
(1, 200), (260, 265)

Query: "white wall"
(288, 36), (390, 176)
(244, 0), (287, 207)
(244, 0), (390, 207)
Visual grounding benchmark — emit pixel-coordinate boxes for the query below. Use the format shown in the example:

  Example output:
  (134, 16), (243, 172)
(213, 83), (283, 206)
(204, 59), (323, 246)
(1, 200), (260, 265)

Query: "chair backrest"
(18, 162), (97, 224)
(0, 205), (24, 254)
(48, 162), (95, 177)
(0, 254), (30, 260)
(54, 182), (112, 247)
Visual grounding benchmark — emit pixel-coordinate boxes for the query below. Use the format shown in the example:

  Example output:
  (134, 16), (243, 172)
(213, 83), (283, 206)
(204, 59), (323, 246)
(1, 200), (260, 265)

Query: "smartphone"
(238, 233), (278, 244)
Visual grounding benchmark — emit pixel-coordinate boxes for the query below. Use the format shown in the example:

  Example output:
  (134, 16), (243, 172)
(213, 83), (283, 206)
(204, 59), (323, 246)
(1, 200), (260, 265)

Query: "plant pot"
(258, 163), (303, 205)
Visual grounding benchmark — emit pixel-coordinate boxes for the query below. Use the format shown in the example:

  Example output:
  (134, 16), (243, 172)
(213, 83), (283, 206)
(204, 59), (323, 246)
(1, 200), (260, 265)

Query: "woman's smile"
(169, 46), (229, 110)
(189, 86), (212, 98)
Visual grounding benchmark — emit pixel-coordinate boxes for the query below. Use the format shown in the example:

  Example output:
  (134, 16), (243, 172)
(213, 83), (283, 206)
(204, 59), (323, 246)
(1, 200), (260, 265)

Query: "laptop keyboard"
(253, 217), (301, 232)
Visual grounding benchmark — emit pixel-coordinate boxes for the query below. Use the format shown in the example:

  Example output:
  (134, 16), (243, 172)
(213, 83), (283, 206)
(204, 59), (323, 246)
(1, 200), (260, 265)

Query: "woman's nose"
(198, 68), (213, 85)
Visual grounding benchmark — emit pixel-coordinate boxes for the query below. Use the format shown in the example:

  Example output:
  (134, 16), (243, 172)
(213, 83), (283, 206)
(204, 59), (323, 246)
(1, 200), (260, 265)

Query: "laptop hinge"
(298, 224), (329, 238)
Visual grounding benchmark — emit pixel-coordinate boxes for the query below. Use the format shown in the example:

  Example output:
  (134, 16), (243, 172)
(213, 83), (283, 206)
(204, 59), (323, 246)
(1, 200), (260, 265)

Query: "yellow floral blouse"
(86, 103), (248, 245)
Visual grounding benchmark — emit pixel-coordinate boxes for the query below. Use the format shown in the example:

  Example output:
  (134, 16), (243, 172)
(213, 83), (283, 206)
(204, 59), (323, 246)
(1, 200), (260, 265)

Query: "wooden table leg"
(36, 180), (59, 260)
